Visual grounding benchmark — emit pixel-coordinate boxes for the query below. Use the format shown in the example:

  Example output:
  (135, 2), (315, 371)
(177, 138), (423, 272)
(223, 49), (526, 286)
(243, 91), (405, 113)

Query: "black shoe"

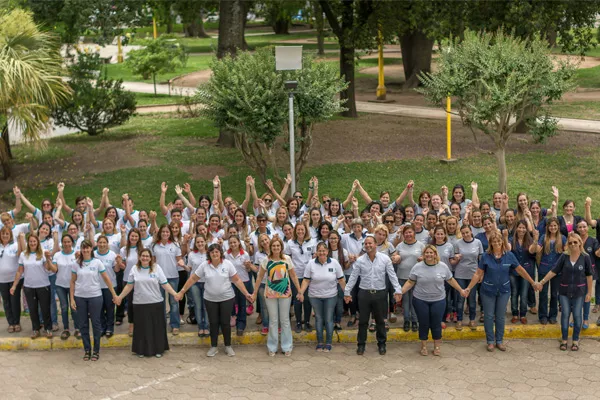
(411, 322), (418, 332)
(357, 345), (365, 355)
(295, 323), (302, 333)
(334, 323), (342, 331)
(548, 319), (557, 325)
(597, 317), (600, 326)
(378, 344), (386, 355)
(304, 323), (313, 332)
(540, 318), (548, 325)
(403, 321), (410, 332)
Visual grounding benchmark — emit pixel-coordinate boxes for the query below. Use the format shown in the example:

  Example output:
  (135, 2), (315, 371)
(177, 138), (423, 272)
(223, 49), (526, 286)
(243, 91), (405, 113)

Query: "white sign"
(275, 46), (303, 71)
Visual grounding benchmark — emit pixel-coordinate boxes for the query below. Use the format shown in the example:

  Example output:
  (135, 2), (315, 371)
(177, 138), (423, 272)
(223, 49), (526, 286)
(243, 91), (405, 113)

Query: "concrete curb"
(2, 324), (598, 351)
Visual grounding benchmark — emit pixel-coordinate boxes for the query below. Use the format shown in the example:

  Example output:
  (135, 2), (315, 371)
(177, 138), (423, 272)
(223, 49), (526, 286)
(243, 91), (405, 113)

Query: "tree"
(196, 47), (347, 187)
(419, 30), (576, 193)
(126, 37), (188, 96)
(174, 1), (213, 38)
(311, 1), (326, 56)
(0, 8), (71, 178)
(263, 0), (302, 34)
(53, 50), (136, 136)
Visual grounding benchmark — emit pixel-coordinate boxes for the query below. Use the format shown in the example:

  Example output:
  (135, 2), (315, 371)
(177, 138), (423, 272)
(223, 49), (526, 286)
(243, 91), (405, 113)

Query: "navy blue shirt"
(583, 237), (599, 280)
(478, 252), (520, 296)
(475, 232), (489, 252)
(551, 253), (592, 298)
(511, 241), (536, 277)
(538, 234), (567, 275)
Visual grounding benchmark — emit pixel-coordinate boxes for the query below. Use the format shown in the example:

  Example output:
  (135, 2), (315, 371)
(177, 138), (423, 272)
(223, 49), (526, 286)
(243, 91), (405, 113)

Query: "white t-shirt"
(72, 258), (105, 298)
(19, 252), (51, 288)
(224, 249), (251, 282)
(119, 246), (139, 282)
(52, 250), (77, 288)
(194, 260), (236, 302)
(95, 250), (117, 288)
(140, 234), (154, 249)
(395, 241), (426, 280)
(95, 232), (122, 254)
(0, 241), (20, 283)
(284, 239), (316, 278)
(303, 258), (344, 298)
(152, 241), (181, 279)
(188, 251), (208, 283)
(127, 265), (168, 304)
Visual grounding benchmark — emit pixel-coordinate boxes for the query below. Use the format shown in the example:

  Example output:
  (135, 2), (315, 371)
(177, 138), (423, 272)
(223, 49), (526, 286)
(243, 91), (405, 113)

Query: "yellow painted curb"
(2, 324), (598, 351)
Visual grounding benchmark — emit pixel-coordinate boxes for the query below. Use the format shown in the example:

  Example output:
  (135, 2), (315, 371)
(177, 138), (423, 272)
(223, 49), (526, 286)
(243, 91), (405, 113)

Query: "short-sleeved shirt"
(409, 261), (453, 302)
(224, 249), (251, 282)
(95, 250), (117, 288)
(94, 232), (122, 254)
(19, 252), (51, 288)
(0, 241), (20, 283)
(194, 260), (236, 302)
(128, 265), (168, 304)
(152, 241), (181, 279)
(285, 239), (316, 278)
(341, 233), (366, 276)
(415, 228), (430, 245)
(303, 257), (343, 298)
(478, 252), (520, 295)
(72, 258), (105, 298)
(435, 242), (456, 270)
(551, 253), (592, 298)
(395, 241), (426, 280)
(188, 251), (208, 283)
(52, 250), (77, 288)
(261, 255), (294, 299)
(453, 238), (484, 280)
(538, 235), (567, 274)
(120, 246), (139, 282)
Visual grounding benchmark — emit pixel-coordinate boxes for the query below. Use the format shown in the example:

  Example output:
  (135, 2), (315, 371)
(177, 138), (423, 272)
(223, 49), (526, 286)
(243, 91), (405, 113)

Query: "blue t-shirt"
(538, 235), (567, 275)
(510, 242), (536, 277)
(478, 252), (520, 296)
(475, 232), (489, 252)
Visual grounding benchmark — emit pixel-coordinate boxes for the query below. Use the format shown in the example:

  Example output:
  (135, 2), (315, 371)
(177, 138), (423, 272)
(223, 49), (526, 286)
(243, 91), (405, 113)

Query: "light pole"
(275, 46), (303, 194)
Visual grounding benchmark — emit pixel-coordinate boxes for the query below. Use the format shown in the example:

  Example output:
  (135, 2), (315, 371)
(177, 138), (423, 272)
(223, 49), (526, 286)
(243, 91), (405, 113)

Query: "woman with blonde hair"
(0, 227), (23, 333)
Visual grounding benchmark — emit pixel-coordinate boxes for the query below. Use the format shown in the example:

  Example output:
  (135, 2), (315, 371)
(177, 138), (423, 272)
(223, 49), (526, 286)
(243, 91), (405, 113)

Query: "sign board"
(275, 46), (303, 71)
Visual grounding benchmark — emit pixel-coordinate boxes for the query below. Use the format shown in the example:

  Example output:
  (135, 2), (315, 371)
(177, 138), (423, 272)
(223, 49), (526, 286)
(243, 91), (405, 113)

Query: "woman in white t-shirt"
(118, 229), (143, 336)
(95, 237), (118, 338)
(116, 248), (179, 358)
(178, 243), (253, 357)
(300, 242), (345, 352)
(0, 227), (23, 333)
(11, 233), (56, 339)
(52, 233), (79, 340)
(224, 235), (253, 336)
(70, 240), (117, 361)
(329, 231), (349, 331)
(187, 235), (209, 337)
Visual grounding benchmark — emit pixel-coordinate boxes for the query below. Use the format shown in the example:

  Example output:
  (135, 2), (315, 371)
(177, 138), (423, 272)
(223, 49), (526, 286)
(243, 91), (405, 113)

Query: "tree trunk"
(184, 21), (197, 37)
(217, 0), (245, 59)
(340, 44), (357, 117)
(546, 27), (558, 48)
(273, 18), (289, 34)
(313, 2), (325, 56)
(495, 146), (508, 193)
(399, 31), (434, 90)
(217, 128), (236, 147)
(197, 10), (210, 38)
(0, 137), (11, 180)
(1, 122), (12, 159)
(241, 1), (250, 50)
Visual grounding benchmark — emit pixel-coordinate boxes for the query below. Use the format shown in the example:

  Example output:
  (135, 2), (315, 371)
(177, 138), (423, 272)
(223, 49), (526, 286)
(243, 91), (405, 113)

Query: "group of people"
(0, 176), (596, 359)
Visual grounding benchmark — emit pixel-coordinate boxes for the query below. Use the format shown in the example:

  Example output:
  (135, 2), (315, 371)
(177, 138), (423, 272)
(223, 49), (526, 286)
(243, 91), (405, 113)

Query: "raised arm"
(551, 186), (559, 216)
(86, 198), (98, 229)
(159, 182), (169, 216)
(470, 182), (480, 209)
(53, 198), (66, 228)
(183, 183), (197, 208)
(342, 181), (358, 210)
(394, 180), (413, 208)
(96, 187), (110, 217)
(279, 174), (292, 201)
(57, 182), (73, 215)
(355, 180), (373, 204)
(240, 177), (252, 211)
(266, 179), (286, 206)
(175, 185), (195, 216)
(149, 211), (158, 236)
(17, 187), (36, 215)
(250, 176), (261, 209)
(585, 197), (597, 228)
(213, 176), (225, 213)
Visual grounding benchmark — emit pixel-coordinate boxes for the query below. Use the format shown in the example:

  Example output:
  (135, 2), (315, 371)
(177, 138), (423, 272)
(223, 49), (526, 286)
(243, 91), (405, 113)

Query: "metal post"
(446, 95), (452, 160)
(289, 92), (296, 194)
(117, 35), (124, 63)
(153, 16), (158, 39)
(376, 27), (386, 100)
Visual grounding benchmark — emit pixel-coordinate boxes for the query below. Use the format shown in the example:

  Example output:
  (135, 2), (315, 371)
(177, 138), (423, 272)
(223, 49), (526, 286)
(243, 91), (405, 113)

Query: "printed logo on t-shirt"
(328, 268), (334, 273)
(150, 273), (157, 279)
(579, 265), (584, 271)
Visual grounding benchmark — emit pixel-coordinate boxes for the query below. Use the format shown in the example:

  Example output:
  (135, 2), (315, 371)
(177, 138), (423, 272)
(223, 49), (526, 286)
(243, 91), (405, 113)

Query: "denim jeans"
(560, 295), (584, 341)
(265, 297), (293, 353)
(55, 285), (78, 330)
(231, 281), (252, 330)
(75, 295), (103, 353)
(509, 275), (529, 318)
(162, 278), (180, 329)
(100, 288), (116, 333)
(309, 296), (337, 345)
(481, 291), (511, 345)
(189, 282), (209, 330)
(412, 297), (445, 341)
(334, 284), (344, 324)
(0, 280), (23, 326)
(399, 279), (417, 323)
(258, 284), (269, 328)
(291, 278), (312, 325)
(48, 274), (58, 326)
(456, 279), (477, 322)
(538, 272), (559, 321)
(596, 279), (600, 305)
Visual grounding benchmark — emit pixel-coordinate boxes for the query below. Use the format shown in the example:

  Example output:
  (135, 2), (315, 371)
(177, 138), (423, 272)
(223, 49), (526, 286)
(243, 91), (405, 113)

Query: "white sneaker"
(224, 346), (236, 357)
(268, 351), (276, 357)
(206, 347), (218, 357)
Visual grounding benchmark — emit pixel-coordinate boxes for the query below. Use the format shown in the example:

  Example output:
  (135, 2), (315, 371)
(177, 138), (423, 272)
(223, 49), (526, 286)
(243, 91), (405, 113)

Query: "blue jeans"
(456, 279), (477, 322)
(258, 284), (269, 328)
(265, 297), (293, 352)
(310, 296), (337, 345)
(189, 282), (209, 330)
(538, 271), (559, 321)
(481, 291), (510, 345)
(509, 274), (529, 318)
(232, 281), (252, 330)
(100, 288), (116, 333)
(560, 295), (584, 341)
(412, 297), (445, 341)
(75, 296), (103, 353)
(334, 284), (344, 324)
(161, 278), (180, 329)
(55, 286), (78, 331)
(399, 279), (417, 323)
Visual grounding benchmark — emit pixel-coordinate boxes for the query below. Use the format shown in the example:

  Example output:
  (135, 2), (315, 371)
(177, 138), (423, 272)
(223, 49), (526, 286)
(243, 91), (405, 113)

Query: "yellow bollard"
(153, 16), (158, 39)
(117, 35), (123, 63)
(376, 28), (386, 100)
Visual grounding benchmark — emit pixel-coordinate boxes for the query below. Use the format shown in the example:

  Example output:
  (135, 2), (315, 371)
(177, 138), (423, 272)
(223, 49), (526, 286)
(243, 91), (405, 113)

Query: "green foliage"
(52, 50), (136, 136)
(126, 37), (188, 94)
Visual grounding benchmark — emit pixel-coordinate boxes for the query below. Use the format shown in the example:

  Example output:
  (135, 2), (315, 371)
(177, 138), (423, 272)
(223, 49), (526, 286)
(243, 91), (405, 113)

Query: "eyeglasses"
(258, 219), (267, 223)
(345, 216), (353, 220)
(568, 241), (579, 245)
(323, 200), (331, 204)
(294, 195), (303, 199)
(264, 199), (272, 203)
(385, 220), (394, 224)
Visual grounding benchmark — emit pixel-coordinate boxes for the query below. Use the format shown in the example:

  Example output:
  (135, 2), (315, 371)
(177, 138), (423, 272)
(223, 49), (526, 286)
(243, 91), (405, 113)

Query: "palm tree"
(0, 8), (71, 178)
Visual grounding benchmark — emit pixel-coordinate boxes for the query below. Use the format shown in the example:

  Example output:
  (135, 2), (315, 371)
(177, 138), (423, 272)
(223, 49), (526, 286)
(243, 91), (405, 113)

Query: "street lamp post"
(275, 46), (303, 194)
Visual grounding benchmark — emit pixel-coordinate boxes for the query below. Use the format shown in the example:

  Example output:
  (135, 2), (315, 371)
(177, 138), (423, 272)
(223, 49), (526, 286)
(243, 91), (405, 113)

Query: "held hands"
(394, 293), (402, 303)
(174, 292), (183, 302)
(71, 298), (77, 310)
(462, 288), (471, 298)
(344, 295), (353, 304)
(244, 292), (254, 303)
(113, 295), (122, 306)
(296, 292), (304, 303)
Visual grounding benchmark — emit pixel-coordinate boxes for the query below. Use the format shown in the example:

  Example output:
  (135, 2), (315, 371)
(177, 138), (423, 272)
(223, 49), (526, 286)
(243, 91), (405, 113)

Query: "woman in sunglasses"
(537, 232), (592, 351)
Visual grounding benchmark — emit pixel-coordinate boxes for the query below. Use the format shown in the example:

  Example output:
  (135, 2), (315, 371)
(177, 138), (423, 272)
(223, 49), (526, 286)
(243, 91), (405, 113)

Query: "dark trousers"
(539, 271), (559, 321)
(205, 298), (234, 347)
(178, 270), (187, 315)
(0, 280), (23, 326)
(413, 297), (446, 341)
(75, 296), (103, 353)
(24, 286), (51, 332)
(345, 275), (360, 317)
(357, 289), (387, 346)
(291, 278), (312, 325)
(100, 288), (116, 333)
(232, 281), (252, 330)
(115, 270), (125, 322)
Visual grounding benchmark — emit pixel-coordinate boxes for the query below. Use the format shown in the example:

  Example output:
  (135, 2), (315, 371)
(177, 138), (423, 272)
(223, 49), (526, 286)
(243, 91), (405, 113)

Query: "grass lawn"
(135, 93), (184, 106)
(574, 65), (600, 88)
(6, 114), (600, 224)
(104, 55), (212, 83)
(546, 101), (600, 120)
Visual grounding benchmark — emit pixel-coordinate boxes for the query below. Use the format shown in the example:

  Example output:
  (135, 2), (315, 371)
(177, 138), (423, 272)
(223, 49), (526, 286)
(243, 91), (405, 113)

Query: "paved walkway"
(3, 339), (599, 399)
